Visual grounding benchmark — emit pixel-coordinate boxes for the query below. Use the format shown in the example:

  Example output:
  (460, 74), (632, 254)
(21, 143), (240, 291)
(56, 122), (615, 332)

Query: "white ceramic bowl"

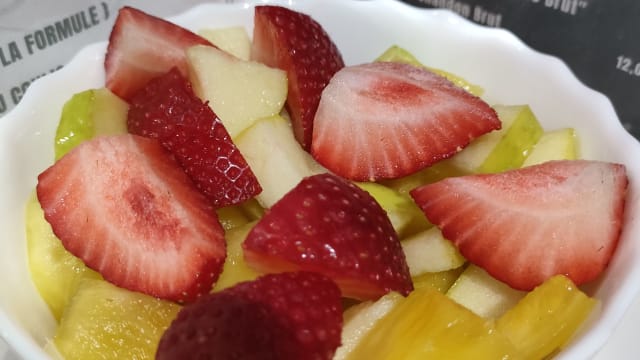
(1, 0), (639, 359)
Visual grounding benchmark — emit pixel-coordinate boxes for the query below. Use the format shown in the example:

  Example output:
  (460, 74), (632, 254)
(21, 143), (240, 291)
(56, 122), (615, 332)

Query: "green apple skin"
(477, 105), (544, 173)
(355, 182), (427, 237)
(54, 88), (128, 160)
(522, 128), (578, 166)
(376, 45), (484, 96)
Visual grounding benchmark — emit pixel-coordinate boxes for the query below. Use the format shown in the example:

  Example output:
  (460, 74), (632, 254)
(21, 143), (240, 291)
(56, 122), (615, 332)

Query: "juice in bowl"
(1, 0), (639, 359)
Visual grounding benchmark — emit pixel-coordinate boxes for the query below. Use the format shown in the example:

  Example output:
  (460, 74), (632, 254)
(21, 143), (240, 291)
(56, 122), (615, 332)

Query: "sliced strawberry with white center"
(410, 160), (628, 291)
(252, 5), (345, 151)
(157, 272), (343, 360)
(242, 173), (413, 300)
(105, 6), (213, 101)
(311, 61), (501, 182)
(128, 68), (262, 208)
(36, 134), (226, 303)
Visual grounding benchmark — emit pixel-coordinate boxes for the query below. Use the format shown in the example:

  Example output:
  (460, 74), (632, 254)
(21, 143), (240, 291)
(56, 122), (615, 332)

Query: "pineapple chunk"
(347, 287), (519, 359)
(26, 191), (101, 321)
(213, 221), (261, 291)
(54, 279), (180, 360)
(446, 264), (526, 318)
(496, 275), (597, 359)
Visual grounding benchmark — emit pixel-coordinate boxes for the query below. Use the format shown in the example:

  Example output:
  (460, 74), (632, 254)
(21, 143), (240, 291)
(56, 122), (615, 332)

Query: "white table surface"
(1, 0), (638, 359)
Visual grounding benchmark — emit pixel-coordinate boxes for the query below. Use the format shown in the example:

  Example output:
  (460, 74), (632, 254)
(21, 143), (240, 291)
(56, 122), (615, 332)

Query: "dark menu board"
(400, 0), (640, 140)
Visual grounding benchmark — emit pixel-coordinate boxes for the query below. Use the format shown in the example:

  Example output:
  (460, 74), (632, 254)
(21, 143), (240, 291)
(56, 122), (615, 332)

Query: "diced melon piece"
(356, 182), (426, 237)
(334, 292), (403, 360)
(187, 45), (288, 138)
(496, 275), (597, 359)
(53, 278), (180, 360)
(55, 88), (128, 160)
(375, 45), (484, 96)
(402, 227), (466, 275)
(522, 128), (578, 166)
(451, 104), (543, 174)
(347, 287), (519, 359)
(446, 264), (525, 318)
(234, 115), (326, 208)
(26, 191), (101, 321)
(197, 26), (251, 60)
(213, 221), (261, 291)
(412, 267), (465, 293)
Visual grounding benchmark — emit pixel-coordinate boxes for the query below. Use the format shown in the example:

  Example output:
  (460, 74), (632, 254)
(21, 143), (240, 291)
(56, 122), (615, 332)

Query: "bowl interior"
(1, 1), (639, 359)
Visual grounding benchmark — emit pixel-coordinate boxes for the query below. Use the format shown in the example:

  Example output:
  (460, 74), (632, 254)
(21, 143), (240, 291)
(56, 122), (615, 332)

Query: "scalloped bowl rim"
(1, 1), (640, 359)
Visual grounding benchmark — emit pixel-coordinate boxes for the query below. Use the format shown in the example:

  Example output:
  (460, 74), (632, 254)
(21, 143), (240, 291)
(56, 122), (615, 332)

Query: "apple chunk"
(450, 104), (543, 174)
(446, 265), (525, 318)
(375, 45), (484, 96)
(522, 128), (578, 166)
(55, 88), (128, 160)
(187, 45), (288, 138)
(355, 182), (426, 237)
(402, 227), (466, 275)
(234, 115), (326, 208)
(334, 292), (403, 360)
(197, 26), (251, 60)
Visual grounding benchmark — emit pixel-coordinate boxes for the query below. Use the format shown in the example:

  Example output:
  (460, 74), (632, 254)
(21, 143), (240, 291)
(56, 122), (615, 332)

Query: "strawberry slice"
(157, 272), (342, 360)
(127, 68), (262, 208)
(36, 134), (226, 303)
(252, 5), (345, 151)
(242, 173), (413, 300)
(105, 6), (213, 101)
(311, 61), (501, 181)
(410, 160), (628, 291)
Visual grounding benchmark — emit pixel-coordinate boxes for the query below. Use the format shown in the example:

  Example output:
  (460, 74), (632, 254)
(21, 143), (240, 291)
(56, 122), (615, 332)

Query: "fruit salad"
(25, 4), (628, 360)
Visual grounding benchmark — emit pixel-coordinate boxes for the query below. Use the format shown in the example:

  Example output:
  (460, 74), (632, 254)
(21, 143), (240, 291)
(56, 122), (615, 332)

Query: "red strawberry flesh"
(410, 160), (628, 291)
(311, 61), (501, 181)
(243, 173), (413, 300)
(127, 67), (262, 208)
(36, 134), (226, 302)
(105, 6), (213, 101)
(156, 271), (343, 360)
(252, 5), (345, 151)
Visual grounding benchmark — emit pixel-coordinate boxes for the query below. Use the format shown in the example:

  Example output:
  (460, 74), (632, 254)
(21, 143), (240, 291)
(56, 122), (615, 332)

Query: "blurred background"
(1, 0), (638, 358)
